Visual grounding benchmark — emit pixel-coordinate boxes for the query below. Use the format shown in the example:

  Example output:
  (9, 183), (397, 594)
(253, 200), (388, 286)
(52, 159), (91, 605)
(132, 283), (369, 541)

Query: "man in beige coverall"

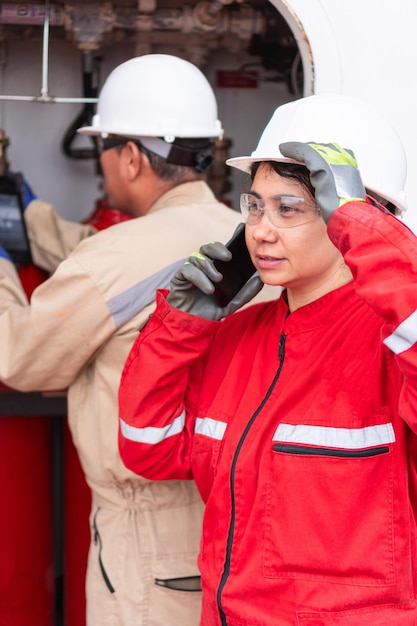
(0, 54), (277, 625)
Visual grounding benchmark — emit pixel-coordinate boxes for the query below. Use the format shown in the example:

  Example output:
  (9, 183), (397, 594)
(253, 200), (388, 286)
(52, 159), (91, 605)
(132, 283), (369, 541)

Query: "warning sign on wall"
(216, 71), (258, 89)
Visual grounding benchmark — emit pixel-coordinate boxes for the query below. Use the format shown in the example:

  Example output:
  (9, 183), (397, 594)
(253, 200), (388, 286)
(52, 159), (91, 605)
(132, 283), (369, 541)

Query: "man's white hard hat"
(78, 54), (223, 141)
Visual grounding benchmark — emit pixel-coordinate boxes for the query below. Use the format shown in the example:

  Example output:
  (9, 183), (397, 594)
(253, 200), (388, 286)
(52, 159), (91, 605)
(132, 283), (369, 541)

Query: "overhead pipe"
(0, 0), (98, 104)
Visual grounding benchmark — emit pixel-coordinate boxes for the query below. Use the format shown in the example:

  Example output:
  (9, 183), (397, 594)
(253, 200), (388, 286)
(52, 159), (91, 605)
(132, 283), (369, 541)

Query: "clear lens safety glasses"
(240, 193), (321, 228)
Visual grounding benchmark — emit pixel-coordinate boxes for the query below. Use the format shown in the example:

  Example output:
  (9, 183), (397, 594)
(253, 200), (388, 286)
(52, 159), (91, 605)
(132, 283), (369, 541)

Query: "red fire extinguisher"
(0, 196), (131, 626)
(62, 420), (90, 626)
(0, 262), (55, 626)
(63, 198), (132, 626)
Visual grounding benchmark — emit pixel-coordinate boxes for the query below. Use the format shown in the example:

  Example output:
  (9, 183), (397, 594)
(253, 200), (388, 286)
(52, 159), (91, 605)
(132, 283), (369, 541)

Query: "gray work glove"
(167, 241), (263, 321)
(279, 141), (366, 222)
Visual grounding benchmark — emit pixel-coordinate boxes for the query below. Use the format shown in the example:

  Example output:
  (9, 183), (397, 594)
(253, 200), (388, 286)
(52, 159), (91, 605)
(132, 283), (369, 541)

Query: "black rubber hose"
(61, 52), (100, 160)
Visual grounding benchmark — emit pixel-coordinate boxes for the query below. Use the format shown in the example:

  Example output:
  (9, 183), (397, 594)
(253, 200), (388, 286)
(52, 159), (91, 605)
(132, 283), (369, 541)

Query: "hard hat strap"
(165, 143), (213, 172)
(140, 137), (214, 172)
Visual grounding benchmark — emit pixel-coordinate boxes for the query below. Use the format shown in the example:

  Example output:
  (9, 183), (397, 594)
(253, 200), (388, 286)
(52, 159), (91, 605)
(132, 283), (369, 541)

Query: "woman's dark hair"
(249, 161), (315, 200)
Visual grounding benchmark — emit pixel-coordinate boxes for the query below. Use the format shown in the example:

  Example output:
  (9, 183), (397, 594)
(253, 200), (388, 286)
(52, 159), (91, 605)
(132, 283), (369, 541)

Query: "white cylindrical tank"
(272, 0), (417, 232)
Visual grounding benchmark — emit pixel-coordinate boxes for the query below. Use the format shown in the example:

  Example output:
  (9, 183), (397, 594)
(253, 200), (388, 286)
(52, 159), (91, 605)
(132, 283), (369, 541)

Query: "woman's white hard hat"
(227, 93), (407, 215)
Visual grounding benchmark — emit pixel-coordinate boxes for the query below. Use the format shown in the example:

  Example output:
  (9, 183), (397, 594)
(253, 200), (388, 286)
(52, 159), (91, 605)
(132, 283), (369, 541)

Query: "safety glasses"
(97, 136), (130, 154)
(240, 193), (321, 228)
(97, 136), (154, 161)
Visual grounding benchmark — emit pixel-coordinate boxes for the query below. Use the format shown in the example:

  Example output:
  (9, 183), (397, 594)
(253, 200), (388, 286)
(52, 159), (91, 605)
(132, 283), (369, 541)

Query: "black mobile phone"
(0, 173), (32, 266)
(213, 222), (257, 307)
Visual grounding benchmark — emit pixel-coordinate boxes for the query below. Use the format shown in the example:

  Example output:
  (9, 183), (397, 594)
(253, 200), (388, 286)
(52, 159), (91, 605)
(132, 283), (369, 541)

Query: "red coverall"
(118, 200), (417, 625)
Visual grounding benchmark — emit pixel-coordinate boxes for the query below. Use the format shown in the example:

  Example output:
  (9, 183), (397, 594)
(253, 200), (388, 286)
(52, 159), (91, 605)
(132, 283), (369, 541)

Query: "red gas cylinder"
(82, 196), (132, 230)
(63, 419), (91, 626)
(63, 198), (132, 626)
(0, 262), (55, 626)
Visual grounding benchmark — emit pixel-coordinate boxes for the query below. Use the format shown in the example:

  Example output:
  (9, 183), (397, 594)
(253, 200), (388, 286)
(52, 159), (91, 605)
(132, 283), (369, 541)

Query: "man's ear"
(124, 141), (145, 181)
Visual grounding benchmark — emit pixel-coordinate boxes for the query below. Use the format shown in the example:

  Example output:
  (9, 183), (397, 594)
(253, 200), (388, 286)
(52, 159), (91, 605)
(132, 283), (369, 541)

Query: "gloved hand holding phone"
(167, 237), (263, 321)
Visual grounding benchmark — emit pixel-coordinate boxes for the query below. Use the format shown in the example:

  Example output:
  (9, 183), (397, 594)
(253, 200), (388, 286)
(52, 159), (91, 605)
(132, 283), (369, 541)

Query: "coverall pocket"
(264, 443), (394, 584)
(92, 507), (115, 593)
(154, 575), (201, 591)
(297, 600), (417, 625)
(148, 573), (202, 626)
(139, 483), (205, 626)
(193, 434), (224, 501)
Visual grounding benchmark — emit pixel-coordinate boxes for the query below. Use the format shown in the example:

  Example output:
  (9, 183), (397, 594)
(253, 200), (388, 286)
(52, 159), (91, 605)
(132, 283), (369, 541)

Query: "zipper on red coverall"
(216, 334), (287, 625)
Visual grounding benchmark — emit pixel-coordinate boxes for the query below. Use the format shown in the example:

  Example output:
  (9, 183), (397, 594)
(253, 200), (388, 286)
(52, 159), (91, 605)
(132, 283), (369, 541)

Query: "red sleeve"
(118, 289), (218, 480)
(328, 201), (417, 427)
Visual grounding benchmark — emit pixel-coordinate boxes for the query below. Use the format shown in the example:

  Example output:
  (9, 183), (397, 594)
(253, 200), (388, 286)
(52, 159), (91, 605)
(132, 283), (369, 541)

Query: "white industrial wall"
(0, 39), (291, 222)
(280, 0), (417, 234)
(1, 0), (417, 233)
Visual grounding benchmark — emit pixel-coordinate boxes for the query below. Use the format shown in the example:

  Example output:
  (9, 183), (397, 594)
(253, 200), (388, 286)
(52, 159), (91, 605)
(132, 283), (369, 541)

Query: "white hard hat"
(227, 94), (407, 215)
(78, 54), (223, 140)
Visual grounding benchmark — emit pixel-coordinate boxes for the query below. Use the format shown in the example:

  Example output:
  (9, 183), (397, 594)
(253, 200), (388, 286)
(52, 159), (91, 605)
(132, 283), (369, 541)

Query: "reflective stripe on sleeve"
(120, 411), (185, 444)
(383, 308), (417, 354)
(195, 417), (227, 441)
(273, 422), (395, 449)
(108, 258), (186, 327)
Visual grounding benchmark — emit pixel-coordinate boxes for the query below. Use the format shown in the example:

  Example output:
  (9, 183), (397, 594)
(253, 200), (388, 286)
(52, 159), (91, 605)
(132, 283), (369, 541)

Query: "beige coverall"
(0, 181), (277, 626)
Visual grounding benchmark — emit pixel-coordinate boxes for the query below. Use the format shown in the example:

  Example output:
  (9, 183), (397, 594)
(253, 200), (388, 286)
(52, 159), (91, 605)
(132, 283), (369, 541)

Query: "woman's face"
(245, 163), (349, 303)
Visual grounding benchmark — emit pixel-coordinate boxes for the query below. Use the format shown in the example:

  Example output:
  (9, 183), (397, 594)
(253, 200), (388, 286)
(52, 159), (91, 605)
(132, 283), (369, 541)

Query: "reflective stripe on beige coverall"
(0, 181), (279, 626)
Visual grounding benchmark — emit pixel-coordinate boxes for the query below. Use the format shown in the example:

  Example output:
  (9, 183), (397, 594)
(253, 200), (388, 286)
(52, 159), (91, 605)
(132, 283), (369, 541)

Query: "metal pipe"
(40, 0), (50, 100)
(0, 95), (98, 102)
(0, 0), (98, 104)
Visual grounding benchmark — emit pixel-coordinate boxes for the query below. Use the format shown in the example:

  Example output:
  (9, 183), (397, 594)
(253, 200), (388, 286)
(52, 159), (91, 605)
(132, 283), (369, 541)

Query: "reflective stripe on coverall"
(0, 181), (278, 626)
(118, 200), (417, 625)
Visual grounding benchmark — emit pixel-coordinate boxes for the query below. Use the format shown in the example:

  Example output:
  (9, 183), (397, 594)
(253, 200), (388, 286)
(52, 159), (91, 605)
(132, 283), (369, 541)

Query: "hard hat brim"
(226, 155), (303, 172)
(77, 126), (223, 139)
(77, 126), (99, 136)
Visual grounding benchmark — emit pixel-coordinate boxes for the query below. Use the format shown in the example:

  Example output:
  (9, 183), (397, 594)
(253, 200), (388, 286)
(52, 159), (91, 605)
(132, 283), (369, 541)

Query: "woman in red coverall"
(118, 94), (417, 625)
